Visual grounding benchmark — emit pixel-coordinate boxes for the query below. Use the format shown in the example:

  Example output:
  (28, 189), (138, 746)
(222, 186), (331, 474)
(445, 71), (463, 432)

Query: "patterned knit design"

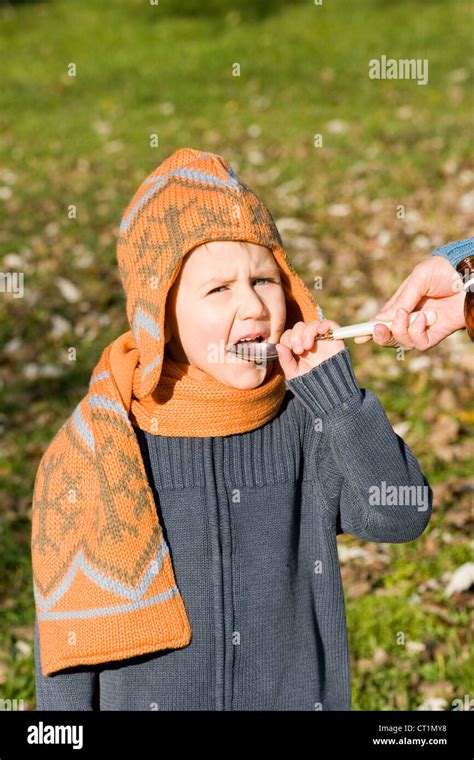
(31, 148), (322, 676)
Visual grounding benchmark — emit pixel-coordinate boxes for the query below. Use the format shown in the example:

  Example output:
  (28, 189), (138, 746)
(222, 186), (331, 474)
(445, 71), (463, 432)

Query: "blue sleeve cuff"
(285, 347), (362, 416)
(432, 237), (474, 269)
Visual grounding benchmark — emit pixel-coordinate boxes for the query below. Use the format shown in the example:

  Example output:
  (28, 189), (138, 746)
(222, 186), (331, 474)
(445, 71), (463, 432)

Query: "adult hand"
(354, 256), (466, 351)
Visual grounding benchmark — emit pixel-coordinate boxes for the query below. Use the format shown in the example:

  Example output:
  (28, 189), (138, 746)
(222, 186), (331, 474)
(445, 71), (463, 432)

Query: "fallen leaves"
(444, 562), (474, 597)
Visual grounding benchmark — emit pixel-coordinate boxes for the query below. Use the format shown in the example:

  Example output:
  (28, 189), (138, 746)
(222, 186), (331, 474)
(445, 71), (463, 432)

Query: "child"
(32, 148), (432, 711)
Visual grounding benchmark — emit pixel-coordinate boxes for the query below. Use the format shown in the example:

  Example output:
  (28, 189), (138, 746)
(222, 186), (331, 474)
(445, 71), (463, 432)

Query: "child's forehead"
(187, 242), (279, 269)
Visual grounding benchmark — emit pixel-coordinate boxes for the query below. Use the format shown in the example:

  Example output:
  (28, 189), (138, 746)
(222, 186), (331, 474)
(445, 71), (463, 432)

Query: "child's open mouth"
(225, 336), (279, 362)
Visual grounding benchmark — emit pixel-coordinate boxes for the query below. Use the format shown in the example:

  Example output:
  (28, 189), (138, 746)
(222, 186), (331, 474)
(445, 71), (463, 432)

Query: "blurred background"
(0, 0), (472, 710)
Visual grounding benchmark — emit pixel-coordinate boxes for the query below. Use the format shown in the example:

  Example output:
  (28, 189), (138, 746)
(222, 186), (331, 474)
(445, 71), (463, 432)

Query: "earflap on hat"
(129, 258), (184, 401)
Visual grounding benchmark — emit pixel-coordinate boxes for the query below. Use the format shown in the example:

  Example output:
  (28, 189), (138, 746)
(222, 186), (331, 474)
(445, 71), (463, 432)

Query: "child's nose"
(238, 284), (268, 308)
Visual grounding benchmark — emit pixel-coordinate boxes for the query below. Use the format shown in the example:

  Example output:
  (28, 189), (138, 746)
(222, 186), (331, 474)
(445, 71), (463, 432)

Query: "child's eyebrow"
(200, 271), (280, 289)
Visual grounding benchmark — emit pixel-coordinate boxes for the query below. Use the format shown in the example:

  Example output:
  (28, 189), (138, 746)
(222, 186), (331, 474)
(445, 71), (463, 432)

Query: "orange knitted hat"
(31, 148), (322, 675)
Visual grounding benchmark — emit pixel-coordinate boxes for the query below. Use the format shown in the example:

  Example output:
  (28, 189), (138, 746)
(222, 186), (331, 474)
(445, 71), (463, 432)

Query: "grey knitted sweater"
(34, 347), (432, 711)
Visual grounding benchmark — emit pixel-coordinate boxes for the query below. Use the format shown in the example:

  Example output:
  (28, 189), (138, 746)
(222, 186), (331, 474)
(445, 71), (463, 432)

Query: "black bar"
(0, 709), (471, 758)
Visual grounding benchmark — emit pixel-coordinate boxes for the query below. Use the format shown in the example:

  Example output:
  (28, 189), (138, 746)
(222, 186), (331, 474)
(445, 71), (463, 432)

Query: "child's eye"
(208, 278), (275, 295)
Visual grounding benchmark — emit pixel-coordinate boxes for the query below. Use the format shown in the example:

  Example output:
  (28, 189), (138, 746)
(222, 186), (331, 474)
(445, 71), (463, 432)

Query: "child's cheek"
(199, 321), (223, 358)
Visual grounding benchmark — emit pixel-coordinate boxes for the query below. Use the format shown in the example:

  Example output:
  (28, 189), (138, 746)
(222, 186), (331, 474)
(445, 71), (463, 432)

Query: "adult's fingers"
(406, 310), (431, 350)
(373, 323), (401, 348)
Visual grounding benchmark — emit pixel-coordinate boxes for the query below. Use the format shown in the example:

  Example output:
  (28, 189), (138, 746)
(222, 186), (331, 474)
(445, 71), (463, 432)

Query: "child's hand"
(275, 320), (345, 381)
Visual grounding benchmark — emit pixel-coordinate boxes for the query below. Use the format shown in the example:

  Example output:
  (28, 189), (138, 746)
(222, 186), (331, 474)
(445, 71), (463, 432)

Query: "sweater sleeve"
(285, 347), (433, 543)
(432, 236), (474, 269)
(34, 615), (100, 710)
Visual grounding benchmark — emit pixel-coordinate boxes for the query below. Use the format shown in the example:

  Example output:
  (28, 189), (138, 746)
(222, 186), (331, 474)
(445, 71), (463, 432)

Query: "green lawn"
(1, 0), (472, 710)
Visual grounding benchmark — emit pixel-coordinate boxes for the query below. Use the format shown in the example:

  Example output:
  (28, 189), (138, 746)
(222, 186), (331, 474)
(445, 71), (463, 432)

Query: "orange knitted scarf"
(131, 350), (286, 437)
(31, 148), (321, 675)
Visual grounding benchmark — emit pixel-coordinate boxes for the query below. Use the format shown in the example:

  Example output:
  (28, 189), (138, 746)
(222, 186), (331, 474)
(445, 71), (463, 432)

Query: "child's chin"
(218, 361), (270, 389)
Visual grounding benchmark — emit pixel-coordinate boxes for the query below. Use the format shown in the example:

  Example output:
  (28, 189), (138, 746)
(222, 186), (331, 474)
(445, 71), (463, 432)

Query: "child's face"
(164, 241), (287, 389)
